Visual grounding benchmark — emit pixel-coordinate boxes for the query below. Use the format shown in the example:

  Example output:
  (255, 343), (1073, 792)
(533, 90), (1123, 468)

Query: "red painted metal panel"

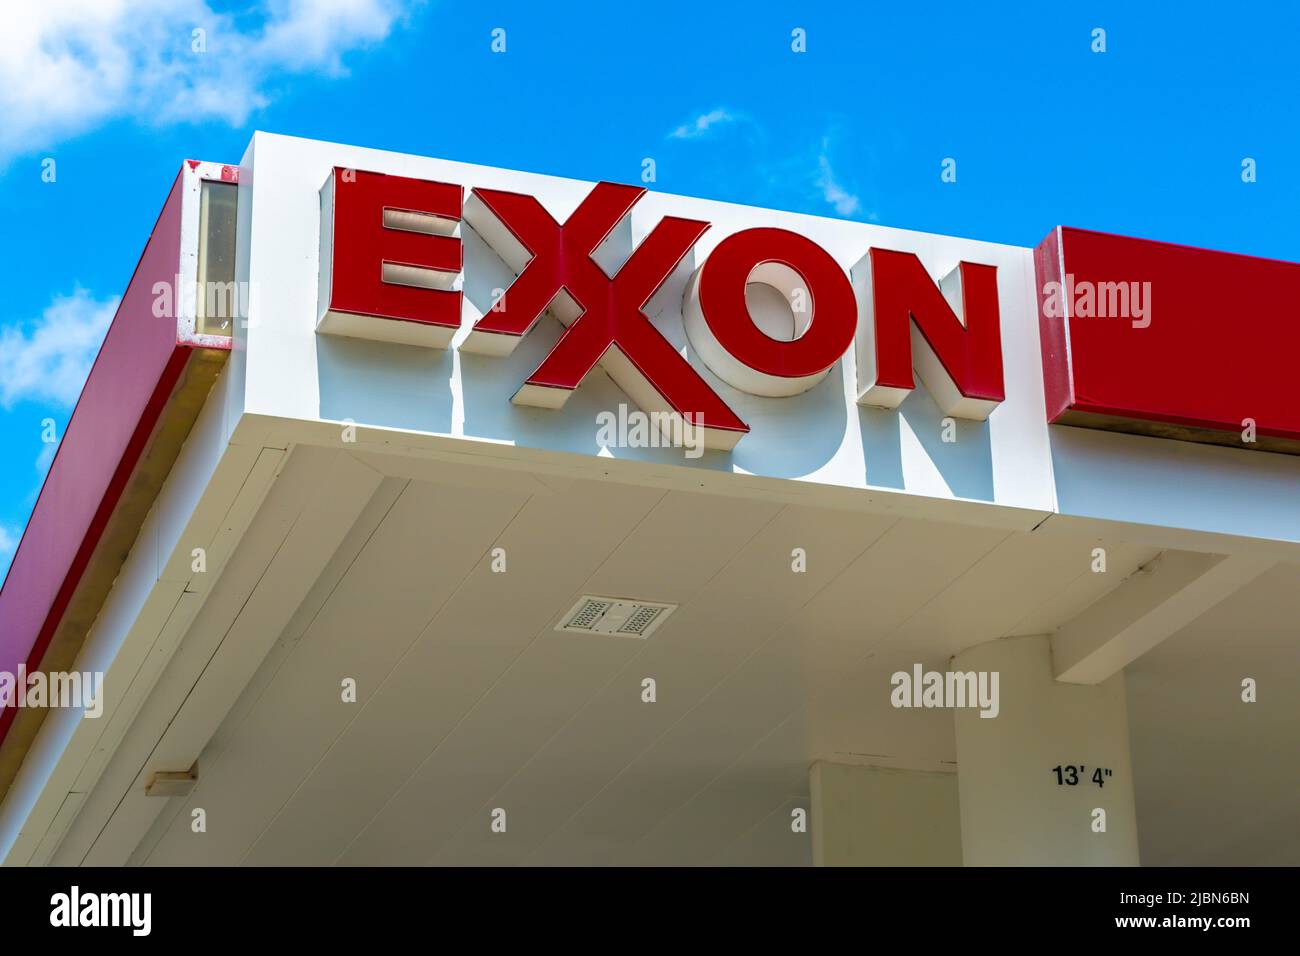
(1036, 227), (1300, 441)
(0, 171), (193, 744)
(1033, 227), (1072, 424)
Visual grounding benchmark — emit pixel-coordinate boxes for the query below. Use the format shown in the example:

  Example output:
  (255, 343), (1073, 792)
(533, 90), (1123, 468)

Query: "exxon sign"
(316, 168), (1005, 451)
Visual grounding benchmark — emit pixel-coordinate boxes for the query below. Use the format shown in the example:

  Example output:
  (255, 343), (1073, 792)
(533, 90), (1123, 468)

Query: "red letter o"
(683, 228), (856, 396)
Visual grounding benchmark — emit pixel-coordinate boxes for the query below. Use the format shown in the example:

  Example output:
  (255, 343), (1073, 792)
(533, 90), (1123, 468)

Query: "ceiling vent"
(555, 595), (677, 639)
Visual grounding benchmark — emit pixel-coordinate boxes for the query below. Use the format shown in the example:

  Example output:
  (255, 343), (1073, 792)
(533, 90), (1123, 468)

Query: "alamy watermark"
(50, 886), (150, 936)
(151, 274), (257, 327)
(1042, 273), (1152, 328)
(891, 663), (1000, 718)
(0, 666), (103, 718)
(596, 404), (705, 459)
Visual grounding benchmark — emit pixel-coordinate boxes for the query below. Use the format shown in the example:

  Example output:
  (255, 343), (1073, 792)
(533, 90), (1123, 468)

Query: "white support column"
(952, 635), (1139, 866)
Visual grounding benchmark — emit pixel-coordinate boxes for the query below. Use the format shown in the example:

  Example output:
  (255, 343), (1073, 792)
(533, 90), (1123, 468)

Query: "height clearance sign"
(317, 168), (1004, 451)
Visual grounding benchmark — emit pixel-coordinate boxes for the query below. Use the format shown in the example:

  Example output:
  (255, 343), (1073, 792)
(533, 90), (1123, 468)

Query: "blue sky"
(1, 0), (1297, 575)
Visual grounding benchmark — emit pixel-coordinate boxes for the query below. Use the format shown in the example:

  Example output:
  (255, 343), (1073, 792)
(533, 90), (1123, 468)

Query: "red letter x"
(463, 182), (749, 449)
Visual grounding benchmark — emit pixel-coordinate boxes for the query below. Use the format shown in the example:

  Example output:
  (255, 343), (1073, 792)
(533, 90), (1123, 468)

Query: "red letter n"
(855, 247), (1004, 420)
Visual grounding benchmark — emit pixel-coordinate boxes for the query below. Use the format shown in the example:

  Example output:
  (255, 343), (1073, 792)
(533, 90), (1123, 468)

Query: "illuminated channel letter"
(854, 248), (1004, 419)
(318, 167), (464, 348)
(463, 181), (750, 450)
(683, 227), (857, 396)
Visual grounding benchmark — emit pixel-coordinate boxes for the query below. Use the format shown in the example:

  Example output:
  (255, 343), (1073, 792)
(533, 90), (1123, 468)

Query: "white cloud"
(0, 0), (409, 163)
(0, 526), (16, 559)
(35, 440), (58, 476)
(0, 525), (17, 581)
(0, 288), (119, 409)
(670, 107), (737, 140)
(816, 150), (861, 217)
